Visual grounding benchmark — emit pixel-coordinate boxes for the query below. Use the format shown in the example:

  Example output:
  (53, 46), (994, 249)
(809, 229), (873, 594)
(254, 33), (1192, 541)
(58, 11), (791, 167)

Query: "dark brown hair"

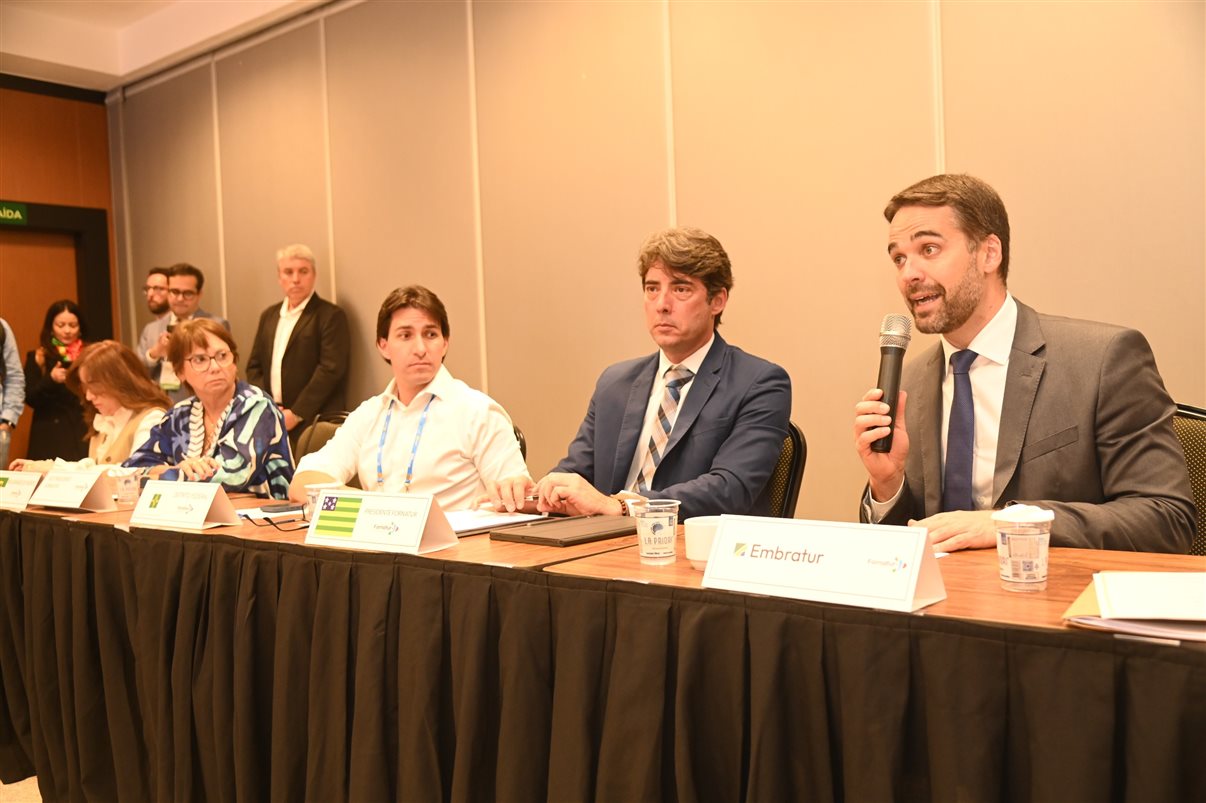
(637, 227), (733, 327)
(884, 174), (1011, 281)
(167, 318), (238, 378)
(375, 285), (450, 342)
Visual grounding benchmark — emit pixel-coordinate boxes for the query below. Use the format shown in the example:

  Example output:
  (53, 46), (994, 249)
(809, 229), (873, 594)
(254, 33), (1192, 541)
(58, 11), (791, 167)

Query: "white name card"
(130, 480), (240, 531)
(305, 490), (457, 555)
(0, 471), (42, 511)
(702, 515), (946, 613)
(28, 466), (115, 512)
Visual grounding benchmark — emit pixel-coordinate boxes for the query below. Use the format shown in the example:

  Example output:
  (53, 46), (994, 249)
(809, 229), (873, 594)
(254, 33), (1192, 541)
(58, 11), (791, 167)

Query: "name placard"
(130, 480), (240, 531)
(0, 471), (42, 511)
(28, 466), (115, 512)
(702, 515), (946, 612)
(305, 490), (457, 554)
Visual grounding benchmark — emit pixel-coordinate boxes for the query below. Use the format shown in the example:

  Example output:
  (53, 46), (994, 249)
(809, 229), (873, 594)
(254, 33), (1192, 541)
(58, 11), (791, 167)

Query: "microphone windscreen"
(879, 314), (912, 349)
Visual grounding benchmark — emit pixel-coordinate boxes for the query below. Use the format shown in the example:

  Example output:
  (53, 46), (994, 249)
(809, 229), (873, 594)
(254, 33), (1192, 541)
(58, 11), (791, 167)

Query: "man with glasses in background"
(140, 263), (230, 403)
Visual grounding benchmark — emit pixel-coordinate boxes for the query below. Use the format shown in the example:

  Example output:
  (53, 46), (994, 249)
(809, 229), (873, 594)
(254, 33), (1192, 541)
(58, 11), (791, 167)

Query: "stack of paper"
(1063, 572), (1206, 642)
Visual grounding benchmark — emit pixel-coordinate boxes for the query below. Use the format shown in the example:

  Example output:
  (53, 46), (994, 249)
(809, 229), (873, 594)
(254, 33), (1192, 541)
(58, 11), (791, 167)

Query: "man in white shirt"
(484, 227), (792, 519)
(853, 173), (1194, 552)
(245, 244), (349, 446)
(288, 285), (527, 512)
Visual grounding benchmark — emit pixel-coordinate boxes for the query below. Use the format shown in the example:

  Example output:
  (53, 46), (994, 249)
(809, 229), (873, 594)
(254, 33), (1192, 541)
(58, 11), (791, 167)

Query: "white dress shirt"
(269, 293), (313, 403)
(869, 294), (1017, 518)
(623, 333), (714, 490)
(295, 364), (529, 511)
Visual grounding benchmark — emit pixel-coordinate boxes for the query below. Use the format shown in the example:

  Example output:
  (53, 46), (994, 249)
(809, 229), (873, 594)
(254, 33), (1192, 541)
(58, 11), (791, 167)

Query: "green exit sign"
(0, 202), (27, 225)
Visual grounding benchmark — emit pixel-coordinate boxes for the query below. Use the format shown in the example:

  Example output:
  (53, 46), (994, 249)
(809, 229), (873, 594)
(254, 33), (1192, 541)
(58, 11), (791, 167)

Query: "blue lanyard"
(376, 394), (435, 490)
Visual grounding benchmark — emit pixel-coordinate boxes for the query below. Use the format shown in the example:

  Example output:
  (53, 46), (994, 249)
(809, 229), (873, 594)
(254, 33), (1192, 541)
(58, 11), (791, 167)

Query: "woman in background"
(126, 319), (294, 499)
(10, 341), (169, 470)
(23, 300), (89, 460)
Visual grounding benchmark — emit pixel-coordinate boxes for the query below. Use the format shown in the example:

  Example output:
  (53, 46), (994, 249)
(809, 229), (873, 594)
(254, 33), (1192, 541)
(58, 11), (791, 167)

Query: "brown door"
(0, 228), (80, 464)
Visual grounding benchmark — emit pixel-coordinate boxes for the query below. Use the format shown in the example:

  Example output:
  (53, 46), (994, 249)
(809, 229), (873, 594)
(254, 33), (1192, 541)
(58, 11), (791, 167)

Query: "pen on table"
(477, 494), (540, 510)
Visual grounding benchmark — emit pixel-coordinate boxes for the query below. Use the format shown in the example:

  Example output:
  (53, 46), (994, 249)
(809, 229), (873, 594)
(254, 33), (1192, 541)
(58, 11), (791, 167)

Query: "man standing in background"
(0, 317), (25, 469)
(135, 265), (170, 378)
(141, 263), (231, 403)
(245, 244), (349, 447)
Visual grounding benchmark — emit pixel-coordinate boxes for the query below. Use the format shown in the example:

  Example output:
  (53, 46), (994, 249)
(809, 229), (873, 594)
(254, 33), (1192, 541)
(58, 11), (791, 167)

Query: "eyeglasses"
(143, 285), (168, 294)
(186, 350), (234, 371)
(168, 289), (198, 299)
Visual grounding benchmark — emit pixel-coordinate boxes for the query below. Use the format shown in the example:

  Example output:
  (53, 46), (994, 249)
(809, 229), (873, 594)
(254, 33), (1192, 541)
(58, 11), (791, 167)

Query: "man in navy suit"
(487, 227), (792, 519)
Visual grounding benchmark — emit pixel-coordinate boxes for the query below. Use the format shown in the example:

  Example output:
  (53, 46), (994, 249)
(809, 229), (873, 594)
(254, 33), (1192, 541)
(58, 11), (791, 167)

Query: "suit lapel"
(993, 300), (1046, 504)
(915, 345), (945, 516)
(662, 335), (725, 459)
(611, 356), (659, 489)
(283, 297), (319, 358)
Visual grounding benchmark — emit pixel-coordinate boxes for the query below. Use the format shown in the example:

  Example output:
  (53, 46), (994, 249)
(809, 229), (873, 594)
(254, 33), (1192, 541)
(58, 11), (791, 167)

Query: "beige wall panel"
(216, 23), (330, 364)
(108, 99), (135, 344)
(670, 1), (939, 521)
(325, 0), (480, 405)
(120, 65), (223, 338)
(475, 0), (671, 475)
(941, 0), (1205, 404)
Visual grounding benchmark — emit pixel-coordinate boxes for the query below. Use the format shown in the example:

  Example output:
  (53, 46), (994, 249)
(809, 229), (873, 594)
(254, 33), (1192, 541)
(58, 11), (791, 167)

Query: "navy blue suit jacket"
(554, 333), (791, 518)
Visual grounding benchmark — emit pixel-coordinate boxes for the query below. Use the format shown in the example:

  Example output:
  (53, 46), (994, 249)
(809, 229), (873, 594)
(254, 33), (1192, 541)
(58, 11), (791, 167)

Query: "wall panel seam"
(209, 58), (229, 319)
(466, 0), (489, 392)
(930, 0), (946, 172)
(114, 92), (137, 344)
(319, 17), (338, 303)
(661, 0), (677, 226)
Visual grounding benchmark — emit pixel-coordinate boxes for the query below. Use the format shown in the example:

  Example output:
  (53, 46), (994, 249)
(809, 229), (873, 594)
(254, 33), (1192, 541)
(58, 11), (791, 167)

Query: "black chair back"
(1172, 403), (1206, 556)
(763, 421), (806, 519)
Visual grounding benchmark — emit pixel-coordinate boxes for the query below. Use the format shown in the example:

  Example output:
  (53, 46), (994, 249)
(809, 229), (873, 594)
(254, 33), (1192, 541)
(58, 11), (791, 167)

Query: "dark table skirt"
(1, 511), (1203, 802)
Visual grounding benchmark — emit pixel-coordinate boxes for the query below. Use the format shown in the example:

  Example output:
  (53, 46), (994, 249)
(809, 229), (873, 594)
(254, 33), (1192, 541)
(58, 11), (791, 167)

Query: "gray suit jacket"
(554, 333), (792, 518)
(867, 299), (1195, 552)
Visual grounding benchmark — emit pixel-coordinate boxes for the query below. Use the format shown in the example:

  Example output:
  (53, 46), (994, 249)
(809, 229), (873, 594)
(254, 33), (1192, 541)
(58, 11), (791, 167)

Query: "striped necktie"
(942, 349), (979, 512)
(634, 365), (695, 493)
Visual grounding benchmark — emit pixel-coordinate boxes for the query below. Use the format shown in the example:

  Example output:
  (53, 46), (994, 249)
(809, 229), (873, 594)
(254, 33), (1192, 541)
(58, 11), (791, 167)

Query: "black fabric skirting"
(1, 510), (1203, 802)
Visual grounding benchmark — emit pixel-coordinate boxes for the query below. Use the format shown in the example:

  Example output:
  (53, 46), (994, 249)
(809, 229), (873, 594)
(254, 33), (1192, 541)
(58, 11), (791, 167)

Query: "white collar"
(279, 293), (314, 318)
(380, 364), (455, 410)
(657, 332), (715, 376)
(941, 293), (1017, 369)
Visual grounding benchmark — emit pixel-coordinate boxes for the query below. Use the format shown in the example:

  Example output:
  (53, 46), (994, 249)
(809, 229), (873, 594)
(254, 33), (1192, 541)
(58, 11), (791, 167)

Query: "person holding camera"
(23, 299), (90, 460)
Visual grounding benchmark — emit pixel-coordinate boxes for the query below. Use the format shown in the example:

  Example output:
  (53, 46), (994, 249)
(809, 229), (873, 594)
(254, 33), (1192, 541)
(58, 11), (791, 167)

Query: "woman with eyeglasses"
(23, 299), (90, 460)
(10, 340), (169, 471)
(126, 318), (294, 499)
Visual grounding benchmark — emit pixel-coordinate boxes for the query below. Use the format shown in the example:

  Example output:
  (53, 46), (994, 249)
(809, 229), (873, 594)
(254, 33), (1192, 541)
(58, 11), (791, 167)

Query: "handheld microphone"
(871, 314), (912, 453)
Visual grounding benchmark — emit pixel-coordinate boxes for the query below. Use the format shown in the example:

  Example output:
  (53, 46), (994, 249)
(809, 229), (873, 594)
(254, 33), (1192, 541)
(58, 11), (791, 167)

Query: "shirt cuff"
(862, 478), (905, 523)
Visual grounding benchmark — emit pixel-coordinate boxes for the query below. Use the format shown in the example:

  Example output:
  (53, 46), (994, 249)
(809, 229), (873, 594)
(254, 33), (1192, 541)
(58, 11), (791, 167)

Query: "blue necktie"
(942, 349), (979, 512)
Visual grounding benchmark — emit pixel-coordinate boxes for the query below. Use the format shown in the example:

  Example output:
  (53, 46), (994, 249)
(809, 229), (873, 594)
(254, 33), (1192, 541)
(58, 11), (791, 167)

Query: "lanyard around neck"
(376, 394), (436, 490)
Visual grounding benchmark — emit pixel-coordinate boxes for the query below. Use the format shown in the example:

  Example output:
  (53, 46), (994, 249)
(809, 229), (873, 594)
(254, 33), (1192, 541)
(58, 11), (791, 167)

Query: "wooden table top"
(23, 498), (638, 566)
(546, 535), (1206, 632)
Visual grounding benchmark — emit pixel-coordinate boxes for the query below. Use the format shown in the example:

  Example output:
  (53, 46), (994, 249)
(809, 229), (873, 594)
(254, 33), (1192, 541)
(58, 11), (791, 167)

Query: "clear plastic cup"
(993, 505), (1054, 592)
(304, 482), (343, 520)
(631, 499), (680, 565)
(113, 472), (141, 507)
